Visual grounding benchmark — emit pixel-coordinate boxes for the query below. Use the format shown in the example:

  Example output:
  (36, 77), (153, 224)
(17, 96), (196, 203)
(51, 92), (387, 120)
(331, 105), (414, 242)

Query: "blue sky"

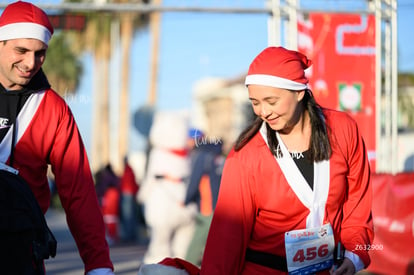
(61, 0), (413, 153)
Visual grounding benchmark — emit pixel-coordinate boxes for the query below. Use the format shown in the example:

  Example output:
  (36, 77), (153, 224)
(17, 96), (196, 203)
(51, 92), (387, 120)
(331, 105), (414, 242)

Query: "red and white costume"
(0, 1), (112, 274)
(138, 111), (196, 264)
(200, 109), (374, 275)
(0, 89), (113, 273)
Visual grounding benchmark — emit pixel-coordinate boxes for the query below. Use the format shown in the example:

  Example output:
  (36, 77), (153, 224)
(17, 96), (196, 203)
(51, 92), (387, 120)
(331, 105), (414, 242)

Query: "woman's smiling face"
(248, 84), (305, 133)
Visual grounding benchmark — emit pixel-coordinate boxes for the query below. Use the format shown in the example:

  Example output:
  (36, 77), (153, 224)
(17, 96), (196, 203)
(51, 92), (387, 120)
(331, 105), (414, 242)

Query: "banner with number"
(298, 13), (376, 170)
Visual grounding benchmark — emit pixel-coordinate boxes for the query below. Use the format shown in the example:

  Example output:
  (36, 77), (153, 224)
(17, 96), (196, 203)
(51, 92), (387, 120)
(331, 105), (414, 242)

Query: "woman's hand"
(331, 258), (356, 275)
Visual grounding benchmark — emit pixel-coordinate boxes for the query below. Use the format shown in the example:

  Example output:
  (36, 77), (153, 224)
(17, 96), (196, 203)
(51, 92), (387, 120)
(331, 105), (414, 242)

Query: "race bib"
(285, 223), (335, 274)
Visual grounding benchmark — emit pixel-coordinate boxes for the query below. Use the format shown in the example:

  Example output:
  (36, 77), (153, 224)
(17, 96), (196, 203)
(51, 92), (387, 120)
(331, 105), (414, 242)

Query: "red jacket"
(1, 89), (113, 273)
(120, 164), (139, 195)
(201, 109), (373, 275)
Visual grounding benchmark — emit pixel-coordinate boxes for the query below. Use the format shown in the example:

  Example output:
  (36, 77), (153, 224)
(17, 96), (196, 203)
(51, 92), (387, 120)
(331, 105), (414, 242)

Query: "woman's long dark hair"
(234, 89), (332, 162)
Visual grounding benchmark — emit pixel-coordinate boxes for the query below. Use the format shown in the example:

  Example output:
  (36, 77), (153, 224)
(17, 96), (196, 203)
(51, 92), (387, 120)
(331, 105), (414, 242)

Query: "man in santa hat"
(0, 1), (114, 274)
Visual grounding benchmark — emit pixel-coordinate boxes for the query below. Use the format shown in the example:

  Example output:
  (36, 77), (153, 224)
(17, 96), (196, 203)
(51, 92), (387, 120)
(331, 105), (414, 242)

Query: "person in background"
(94, 163), (121, 245)
(119, 156), (140, 242)
(138, 111), (197, 264)
(200, 46), (374, 275)
(101, 167), (121, 246)
(0, 1), (114, 274)
(184, 128), (224, 266)
(95, 163), (120, 206)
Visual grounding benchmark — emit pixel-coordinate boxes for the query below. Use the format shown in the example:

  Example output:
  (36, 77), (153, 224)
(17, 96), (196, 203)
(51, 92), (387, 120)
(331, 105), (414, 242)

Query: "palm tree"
(118, 1), (150, 173)
(61, 0), (150, 173)
(42, 32), (83, 98)
(87, 12), (112, 173)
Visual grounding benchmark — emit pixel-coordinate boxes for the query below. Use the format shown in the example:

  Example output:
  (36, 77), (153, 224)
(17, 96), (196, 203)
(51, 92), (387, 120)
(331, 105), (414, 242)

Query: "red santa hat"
(245, 46), (312, 91)
(138, 257), (200, 275)
(0, 1), (54, 45)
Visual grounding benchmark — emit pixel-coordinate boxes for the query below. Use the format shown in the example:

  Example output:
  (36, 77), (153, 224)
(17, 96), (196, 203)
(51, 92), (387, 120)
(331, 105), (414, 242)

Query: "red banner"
(367, 173), (414, 274)
(298, 13), (376, 170)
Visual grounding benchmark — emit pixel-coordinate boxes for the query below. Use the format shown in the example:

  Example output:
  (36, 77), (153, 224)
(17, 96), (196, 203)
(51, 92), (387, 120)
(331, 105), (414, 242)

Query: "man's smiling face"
(0, 38), (47, 91)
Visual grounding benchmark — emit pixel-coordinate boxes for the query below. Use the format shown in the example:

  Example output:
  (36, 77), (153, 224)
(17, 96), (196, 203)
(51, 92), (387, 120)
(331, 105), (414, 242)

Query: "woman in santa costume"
(0, 1), (113, 274)
(200, 47), (374, 275)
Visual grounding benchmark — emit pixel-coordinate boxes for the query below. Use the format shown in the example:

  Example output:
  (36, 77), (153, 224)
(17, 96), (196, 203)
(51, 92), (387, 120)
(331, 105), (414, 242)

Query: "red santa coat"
(201, 109), (373, 275)
(1, 90), (113, 273)
(102, 186), (121, 241)
(120, 164), (139, 196)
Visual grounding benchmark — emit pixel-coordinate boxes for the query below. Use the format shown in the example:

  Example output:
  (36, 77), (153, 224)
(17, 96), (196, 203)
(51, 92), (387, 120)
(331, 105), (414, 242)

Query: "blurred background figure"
(102, 179), (121, 246)
(119, 156), (140, 243)
(184, 128), (225, 266)
(95, 163), (120, 207)
(95, 163), (121, 245)
(138, 110), (197, 264)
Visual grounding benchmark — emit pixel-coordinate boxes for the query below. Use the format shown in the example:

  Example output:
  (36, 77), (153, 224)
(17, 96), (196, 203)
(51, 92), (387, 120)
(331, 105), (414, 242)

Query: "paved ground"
(44, 209), (147, 275)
